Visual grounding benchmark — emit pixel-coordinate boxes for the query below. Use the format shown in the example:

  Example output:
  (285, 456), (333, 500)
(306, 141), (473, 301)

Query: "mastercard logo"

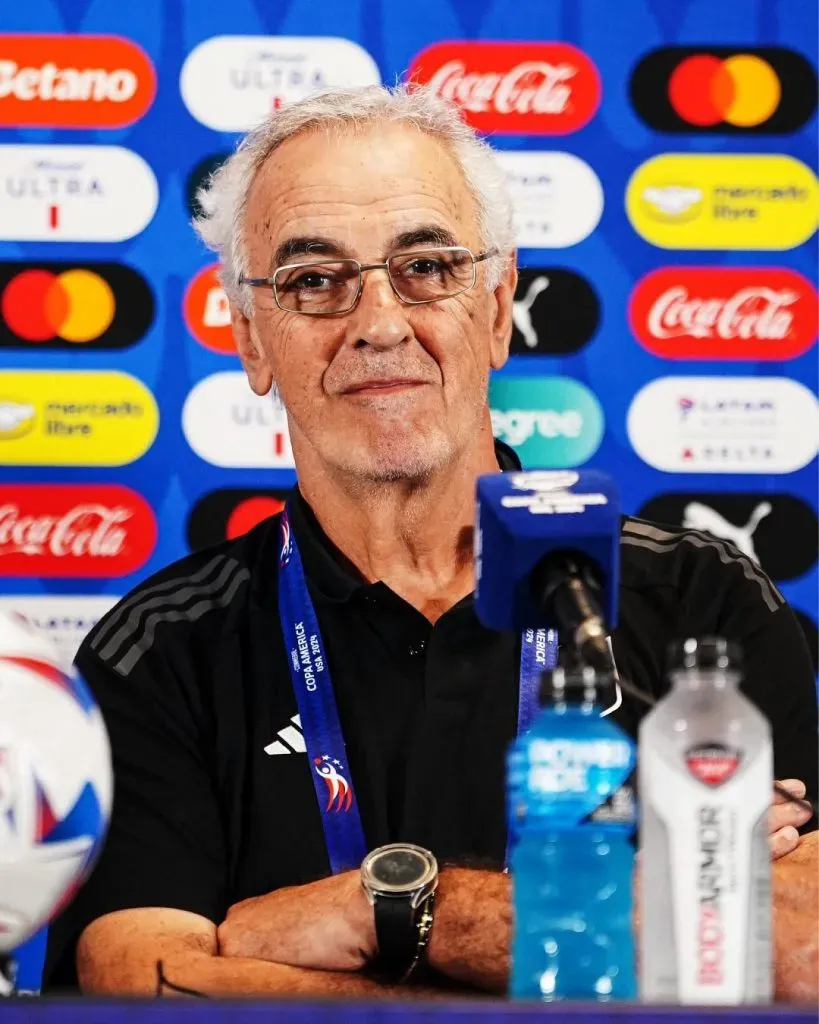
(0, 262), (154, 349)
(631, 47), (817, 133)
(187, 489), (290, 551)
(184, 264), (236, 355)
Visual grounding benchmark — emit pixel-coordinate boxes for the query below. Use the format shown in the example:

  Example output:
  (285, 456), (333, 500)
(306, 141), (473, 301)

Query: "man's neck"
(295, 425), (501, 623)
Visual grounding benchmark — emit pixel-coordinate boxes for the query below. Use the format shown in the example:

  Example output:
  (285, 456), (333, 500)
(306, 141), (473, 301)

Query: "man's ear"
(488, 255), (517, 372)
(231, 305), (274, 396)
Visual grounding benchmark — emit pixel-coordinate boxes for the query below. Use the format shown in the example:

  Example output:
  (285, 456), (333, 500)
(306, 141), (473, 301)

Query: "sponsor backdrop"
(0, 0), (816, 988)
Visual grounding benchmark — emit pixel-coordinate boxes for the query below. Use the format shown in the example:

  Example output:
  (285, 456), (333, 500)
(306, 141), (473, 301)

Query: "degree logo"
(0, 371), (158, 466)
(184, 265), (235, 355)
(0, 34), (156, 128)
(626, 154), (819, 250)
(630, 47), (817, 134)
(489, 376), (604, 467)
(0, 262), (154, 349)
(187, 488), (290, 550)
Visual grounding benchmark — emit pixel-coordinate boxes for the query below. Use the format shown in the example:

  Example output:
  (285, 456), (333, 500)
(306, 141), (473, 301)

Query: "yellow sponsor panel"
(626, 153), (819, 249)
(0, 371), (158, 466)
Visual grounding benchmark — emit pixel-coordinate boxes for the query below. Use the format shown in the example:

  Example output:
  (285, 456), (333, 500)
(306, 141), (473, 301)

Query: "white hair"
(192, 83), (515, 314)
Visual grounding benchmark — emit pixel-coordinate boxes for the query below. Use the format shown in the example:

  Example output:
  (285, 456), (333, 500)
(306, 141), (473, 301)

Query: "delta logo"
(0, 262), (154, 350)
(184, 264), (235, 355)
(0, 34), (156, 128)
(187, 488), (290, 551)
(0, 144), (158, 242)
(629, 268), (817, 360)
(626, 153), (819, 250)
(0, 484), (155, 577)
(408, 41), (600, 134)
(0, 370), (158, 466)
(630, 47), (817, 134)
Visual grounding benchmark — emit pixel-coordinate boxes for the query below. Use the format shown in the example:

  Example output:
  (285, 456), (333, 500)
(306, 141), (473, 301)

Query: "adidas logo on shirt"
(264, 714), (305, 756)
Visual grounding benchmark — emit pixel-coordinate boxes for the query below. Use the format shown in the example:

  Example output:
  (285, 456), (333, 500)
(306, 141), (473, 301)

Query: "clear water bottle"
(639, 637), (772, 1004)
(508, 665), (637, 1001)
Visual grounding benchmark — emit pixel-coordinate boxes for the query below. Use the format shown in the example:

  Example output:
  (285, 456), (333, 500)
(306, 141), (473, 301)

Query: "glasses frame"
(238, 246), (499, 317)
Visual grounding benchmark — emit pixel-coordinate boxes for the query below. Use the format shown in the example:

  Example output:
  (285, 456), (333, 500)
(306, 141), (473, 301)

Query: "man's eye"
(284, 272), (332, 291)
(405, 258), (446, 276)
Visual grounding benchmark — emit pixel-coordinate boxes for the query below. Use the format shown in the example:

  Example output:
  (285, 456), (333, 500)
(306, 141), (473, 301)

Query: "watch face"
(370, 848), (428, 889)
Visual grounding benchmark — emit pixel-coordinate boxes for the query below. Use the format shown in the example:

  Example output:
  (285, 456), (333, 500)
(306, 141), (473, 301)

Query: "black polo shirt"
(44, 449), (818, 989)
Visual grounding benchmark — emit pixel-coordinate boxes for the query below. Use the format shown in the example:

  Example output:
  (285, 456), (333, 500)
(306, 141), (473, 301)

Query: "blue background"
(1, 0), (816, 991)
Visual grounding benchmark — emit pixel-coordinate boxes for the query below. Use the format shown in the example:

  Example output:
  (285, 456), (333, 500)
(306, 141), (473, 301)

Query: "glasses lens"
(275, 261), (360, 314)
(389, 248), (475, 303)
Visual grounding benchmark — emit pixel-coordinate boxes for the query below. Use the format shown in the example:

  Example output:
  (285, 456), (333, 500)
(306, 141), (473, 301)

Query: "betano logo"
(184, 264), (235, 355)
(0, 262), (154, 349)
(489, 376), (604, 467)
(630, 47), (817, 134)
(0, 34), (156, 128)
(0, 144), (158, 242)
(0, 371), (158, 466)
(626, 153), (819, 249)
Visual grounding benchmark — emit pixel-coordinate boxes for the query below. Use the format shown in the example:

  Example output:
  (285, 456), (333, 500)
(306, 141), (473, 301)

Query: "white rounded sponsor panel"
(180, 36), (381, 131)
(0, 145), (158, 242)
(627, 376), (818, 473)
(494, 151), (604, 248)
(182, 371), (295, 468)
(0, 596), (118, 670)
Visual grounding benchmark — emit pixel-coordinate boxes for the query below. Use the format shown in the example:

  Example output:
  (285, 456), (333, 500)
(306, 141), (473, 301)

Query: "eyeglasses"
(238, 246), (499, 316)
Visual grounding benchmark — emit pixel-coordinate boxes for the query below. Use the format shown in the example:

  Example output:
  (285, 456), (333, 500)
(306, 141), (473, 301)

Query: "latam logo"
(187, 488), (290, 551)
(408, 42), (600, 134)
(627, 376), (818, 474)
(0, 34), (156, 128)
(626, 153), (818, 251)
(184, 264), (235, 355)
(0, 596), (120, 669)
(495, 152), (603, 248)
(0, 262), (154, 350)
(630, 47), (817, 134)
(0, 144), (158, 242)
(182, 372), (295, 468)
(629, 268), (817, 360)
(0, 484), (156, 577)
(180, 36), (380, 132)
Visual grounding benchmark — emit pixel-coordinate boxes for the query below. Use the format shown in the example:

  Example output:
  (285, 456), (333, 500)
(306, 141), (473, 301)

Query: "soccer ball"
(0, 610), (112, 952)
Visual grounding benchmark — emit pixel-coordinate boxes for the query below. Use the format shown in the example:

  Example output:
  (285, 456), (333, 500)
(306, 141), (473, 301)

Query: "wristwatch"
(360, 843), (439, 983)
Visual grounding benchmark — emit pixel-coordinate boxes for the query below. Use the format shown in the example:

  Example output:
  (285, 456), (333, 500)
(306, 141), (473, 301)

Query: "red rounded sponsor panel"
(0, 484), (156, 576)
(183, 264), (235, 354)
(226, 496), (286, 539)
(408, 42), (600, 135)
(629, 268), (817, 360)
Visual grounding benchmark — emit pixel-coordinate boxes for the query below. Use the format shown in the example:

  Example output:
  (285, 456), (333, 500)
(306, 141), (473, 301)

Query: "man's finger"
(769, 801), (812, 837)
(770, 826), (800, 861)
(773, 779), (807, 804)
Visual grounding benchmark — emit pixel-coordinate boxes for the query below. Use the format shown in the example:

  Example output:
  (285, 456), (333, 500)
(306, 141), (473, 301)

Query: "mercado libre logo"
(184, 264), (235, 355)
(630, 47), (817, 134)
(0, 34), (156, 129)
(628, 267), (817, 361)
(0, 144), (158, 242)
(407, 41), (601, 134)
(0, 371), (158, 466)
(626, 154), (819, 250)
(0, 263), (154, 349)
(489, 376), (604, 468)
(187, 488), (290, 550)
(0, 483), (156, 577)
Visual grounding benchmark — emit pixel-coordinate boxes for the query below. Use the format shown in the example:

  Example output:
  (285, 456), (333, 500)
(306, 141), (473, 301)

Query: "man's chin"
(325, 432), (453, 483)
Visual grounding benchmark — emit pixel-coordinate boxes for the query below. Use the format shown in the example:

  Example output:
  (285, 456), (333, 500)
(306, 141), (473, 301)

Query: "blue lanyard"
(277, 506), (558, 874)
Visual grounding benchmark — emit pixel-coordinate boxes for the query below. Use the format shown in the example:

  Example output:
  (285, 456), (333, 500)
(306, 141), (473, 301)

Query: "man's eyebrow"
(272, 236), (348, 268)
(389, 226), (459, 251)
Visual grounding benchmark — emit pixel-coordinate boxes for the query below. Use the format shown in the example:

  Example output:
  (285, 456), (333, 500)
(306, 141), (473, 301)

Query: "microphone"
(475, 469), (620, 672)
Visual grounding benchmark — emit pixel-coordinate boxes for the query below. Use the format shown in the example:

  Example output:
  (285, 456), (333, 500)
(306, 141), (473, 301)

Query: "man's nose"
(344, 267), (412, 351)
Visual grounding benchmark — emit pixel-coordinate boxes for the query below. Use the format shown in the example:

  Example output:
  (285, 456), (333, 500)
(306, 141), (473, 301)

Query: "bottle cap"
(538, 664), (618, 706)
(668, 636), (742, 672)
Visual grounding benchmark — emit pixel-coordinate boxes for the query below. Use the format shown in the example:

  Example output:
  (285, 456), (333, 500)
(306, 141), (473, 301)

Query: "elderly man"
(44, 85), (817, 999)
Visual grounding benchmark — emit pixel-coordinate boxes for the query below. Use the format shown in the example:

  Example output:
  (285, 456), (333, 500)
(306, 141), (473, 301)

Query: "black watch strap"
(373, 894), (419, 981)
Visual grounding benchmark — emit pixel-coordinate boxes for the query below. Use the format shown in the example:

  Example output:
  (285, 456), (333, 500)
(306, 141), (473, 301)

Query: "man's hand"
(218, 870), (376, 972)
(769, 779), (813, 858)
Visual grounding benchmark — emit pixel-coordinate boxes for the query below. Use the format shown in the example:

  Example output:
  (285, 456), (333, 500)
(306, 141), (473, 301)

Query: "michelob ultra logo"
(626, 154), (819, 250)
(0, 371), (158, 466)
(489, 376), (604, 468)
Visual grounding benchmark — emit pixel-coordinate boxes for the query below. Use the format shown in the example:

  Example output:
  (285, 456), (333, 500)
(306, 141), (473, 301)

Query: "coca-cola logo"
(629, 268), (817, 360)
(408, 42), (600, 134)
(0, 484), (156, 577)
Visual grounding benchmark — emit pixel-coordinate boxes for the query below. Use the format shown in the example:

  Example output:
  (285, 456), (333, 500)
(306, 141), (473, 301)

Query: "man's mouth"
(341, 378), (428, 396)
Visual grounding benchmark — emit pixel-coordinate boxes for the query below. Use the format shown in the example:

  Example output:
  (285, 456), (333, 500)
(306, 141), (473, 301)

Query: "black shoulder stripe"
(90, 554), (229, 653)
(621, 520), (783, 614)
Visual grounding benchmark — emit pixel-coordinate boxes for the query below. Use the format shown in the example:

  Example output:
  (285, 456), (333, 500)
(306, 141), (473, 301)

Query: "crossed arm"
(78, 792), (816, 1001)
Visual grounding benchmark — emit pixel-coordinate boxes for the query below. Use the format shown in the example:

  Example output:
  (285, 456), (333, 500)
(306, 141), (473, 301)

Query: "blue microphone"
(475, 469), (621, 670)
